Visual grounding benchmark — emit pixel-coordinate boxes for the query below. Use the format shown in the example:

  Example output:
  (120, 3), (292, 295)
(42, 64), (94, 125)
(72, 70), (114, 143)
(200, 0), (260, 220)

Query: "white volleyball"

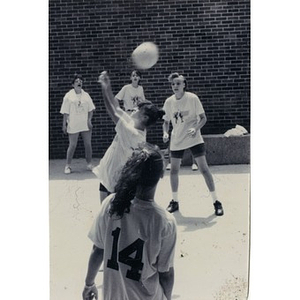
(132, 42), (159, 69)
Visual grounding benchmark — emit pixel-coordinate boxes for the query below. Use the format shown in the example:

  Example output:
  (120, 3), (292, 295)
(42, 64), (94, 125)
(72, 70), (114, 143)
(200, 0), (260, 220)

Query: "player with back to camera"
(82, 143), (177, 300)
(162, 72), (224, 216)
(60, 74), (96, 174)
(115, 70), (146, 113)
(92, 71), (165, 202)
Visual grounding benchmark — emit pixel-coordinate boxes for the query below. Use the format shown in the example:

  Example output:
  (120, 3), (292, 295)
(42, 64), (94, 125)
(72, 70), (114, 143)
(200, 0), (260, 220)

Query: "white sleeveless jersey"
(88, 195), (177, 300)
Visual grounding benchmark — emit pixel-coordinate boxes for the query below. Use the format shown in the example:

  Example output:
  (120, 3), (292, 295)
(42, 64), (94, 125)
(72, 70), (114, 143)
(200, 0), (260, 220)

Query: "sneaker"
(166, 200), (179, 213)
(166, 163), (171, 170)
(87, 163), (94, 171)
(64, 166), (71, 174)
(214, 200), (224, 216)
(191, 163), (198, 171)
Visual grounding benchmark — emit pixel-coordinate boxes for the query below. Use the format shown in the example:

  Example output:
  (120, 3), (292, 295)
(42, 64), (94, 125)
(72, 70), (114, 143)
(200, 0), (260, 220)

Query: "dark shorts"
(171, 143), (206, 159)
(99, 183), (112, 194)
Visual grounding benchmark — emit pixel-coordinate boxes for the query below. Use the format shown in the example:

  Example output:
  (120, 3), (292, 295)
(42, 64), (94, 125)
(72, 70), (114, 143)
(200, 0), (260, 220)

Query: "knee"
(68, 143), (77, 151)
(198, 165), (210, 176)
(170, 168), (180, 175)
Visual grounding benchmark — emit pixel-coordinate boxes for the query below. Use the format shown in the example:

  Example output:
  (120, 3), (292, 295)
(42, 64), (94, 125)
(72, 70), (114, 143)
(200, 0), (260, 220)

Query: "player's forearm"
(88, 111), (93, 121)
(195, 113), (207, 131)
(63, 114), (68, 125)
(85, 245), (104, 286)
(163, 121), (169, 135)
(159, 267), (174, 300)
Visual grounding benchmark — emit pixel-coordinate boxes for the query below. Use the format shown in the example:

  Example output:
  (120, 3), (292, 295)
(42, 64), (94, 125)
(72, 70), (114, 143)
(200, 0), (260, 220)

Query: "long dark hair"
(109, 143), (164, 218)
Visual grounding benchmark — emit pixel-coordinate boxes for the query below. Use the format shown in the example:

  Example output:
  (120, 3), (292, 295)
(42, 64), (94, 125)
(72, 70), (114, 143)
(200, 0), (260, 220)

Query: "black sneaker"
(167, 200), (179, 213)
(214, 200), (224, 216)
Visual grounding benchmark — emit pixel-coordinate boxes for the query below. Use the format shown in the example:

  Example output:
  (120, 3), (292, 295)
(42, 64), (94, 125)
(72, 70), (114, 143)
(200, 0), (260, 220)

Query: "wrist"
(84, 282), (95, 289)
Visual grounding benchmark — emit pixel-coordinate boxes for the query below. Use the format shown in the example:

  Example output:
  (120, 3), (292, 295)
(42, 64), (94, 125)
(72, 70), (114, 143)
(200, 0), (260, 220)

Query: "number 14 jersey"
(88, 195), (177, 300)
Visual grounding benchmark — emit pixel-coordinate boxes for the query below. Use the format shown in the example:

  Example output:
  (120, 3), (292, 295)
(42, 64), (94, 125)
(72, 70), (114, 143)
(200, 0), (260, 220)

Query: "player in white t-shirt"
(162, 73), (224, 216)
(60, 74), (96, 174)
(115, 70), (146, 112)
(82, 143), (177, 300)
(93, 71), (165, 202)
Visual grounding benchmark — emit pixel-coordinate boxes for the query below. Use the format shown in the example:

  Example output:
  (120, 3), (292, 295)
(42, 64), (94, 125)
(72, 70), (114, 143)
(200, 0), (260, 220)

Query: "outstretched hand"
(98, 71), (110, 88)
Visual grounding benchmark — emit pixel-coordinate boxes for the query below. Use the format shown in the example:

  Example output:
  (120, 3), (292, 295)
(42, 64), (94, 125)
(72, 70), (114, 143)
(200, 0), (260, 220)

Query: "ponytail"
(109, 143), (164, 218)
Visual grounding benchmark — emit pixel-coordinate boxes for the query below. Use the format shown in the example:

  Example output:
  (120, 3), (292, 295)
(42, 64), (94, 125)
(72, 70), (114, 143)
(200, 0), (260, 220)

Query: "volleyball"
(132, 42), (159, 70)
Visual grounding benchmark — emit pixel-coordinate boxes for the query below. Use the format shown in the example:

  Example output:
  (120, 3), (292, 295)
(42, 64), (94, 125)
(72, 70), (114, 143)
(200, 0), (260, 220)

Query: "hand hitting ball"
(132, 42), (159, 70)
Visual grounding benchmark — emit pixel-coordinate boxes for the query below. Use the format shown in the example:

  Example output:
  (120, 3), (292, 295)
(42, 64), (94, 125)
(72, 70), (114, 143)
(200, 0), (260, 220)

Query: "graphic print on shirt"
(76, 100), (85, 114)
(107, 227), (145, 281)
(132, 95), (141, 107)
(173, 110), (189, 124)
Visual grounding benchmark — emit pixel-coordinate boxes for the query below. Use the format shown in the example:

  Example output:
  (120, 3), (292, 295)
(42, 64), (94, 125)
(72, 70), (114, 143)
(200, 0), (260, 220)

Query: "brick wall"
(49, 0), (250, 159)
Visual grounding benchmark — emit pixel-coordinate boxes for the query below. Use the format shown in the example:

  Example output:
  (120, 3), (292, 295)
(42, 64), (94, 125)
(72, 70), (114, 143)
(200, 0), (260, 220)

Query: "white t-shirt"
(115, 84), (146, 111)
(163, 91), (205, 151)
(60, 89), (95, 134)
(92, 111), (146, 192)
(88, 195), (177, 300)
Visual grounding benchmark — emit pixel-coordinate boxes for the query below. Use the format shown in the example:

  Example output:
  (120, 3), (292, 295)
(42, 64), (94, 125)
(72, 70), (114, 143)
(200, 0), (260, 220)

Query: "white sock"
(172, 192), (178, 202)
(211, 191), (218, 202)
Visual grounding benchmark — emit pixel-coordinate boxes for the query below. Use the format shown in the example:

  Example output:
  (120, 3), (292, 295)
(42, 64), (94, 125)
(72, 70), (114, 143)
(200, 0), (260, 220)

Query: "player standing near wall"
(115, 70), (147, 112)
(162, 72), (224, 216)
(60, 74), (95, 174)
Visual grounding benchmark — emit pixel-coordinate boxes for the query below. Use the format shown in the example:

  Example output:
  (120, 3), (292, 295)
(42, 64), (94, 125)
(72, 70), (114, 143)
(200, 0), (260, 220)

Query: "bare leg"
(66, 133), (79, 165)
(194, 155), (215, 192)
(81, 130), (93, 164)
(170, 157), (182, 193)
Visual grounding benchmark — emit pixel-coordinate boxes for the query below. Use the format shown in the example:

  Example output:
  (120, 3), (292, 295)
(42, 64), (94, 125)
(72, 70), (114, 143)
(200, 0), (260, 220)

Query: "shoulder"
(164, 95), (176, 104)
(82, 89), (93, 99)
(123, 84), (131, 89)
(64, 89), (74, 98)
(185, 91), (198, 99)
(153, 203), (177, 230)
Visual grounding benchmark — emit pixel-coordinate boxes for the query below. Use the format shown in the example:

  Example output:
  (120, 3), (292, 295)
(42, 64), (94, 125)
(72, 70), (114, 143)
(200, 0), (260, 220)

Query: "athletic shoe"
(87, 163), (94, 171)
(64, 166), (71, 174)
(191, 163), (198, 171)
(166, 200), (179, 213)
(166, 163), (171, 170)
(214, 200), (224, 216)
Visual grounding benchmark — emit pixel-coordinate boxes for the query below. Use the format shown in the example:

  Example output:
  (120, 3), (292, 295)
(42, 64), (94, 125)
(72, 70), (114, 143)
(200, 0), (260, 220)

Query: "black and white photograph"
(3, 0), (300, 299)
(48, 1), (250, 299)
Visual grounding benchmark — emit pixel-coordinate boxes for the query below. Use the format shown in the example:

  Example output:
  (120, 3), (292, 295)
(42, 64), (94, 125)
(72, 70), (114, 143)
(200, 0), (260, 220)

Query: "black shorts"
(171, 143), (206, 159)
(99, 183), (112, 195)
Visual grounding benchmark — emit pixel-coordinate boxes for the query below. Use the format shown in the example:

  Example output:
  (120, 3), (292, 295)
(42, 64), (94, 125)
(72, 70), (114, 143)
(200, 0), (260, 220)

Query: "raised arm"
(98, 71), (124, 124)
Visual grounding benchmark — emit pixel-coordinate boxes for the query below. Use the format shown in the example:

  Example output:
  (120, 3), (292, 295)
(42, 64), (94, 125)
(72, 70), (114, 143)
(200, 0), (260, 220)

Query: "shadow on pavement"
(173, 212), (217, 232)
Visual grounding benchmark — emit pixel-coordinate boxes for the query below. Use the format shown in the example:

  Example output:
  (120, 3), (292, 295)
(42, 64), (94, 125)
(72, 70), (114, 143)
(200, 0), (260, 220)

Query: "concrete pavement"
(49, 158), (250, 300)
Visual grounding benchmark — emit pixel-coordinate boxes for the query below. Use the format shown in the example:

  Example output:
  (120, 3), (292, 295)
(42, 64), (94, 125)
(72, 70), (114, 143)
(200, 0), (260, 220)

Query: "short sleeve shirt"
(60, 89), (95, 134)
(88, 195), (177, 300)
(115, 84), (146, 111)
(163, 91), (205, 151)
(92, 111), (146, 192)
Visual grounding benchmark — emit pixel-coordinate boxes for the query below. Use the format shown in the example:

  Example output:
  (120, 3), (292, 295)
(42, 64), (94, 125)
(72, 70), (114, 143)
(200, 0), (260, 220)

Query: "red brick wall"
(49, 0), (250, 159)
